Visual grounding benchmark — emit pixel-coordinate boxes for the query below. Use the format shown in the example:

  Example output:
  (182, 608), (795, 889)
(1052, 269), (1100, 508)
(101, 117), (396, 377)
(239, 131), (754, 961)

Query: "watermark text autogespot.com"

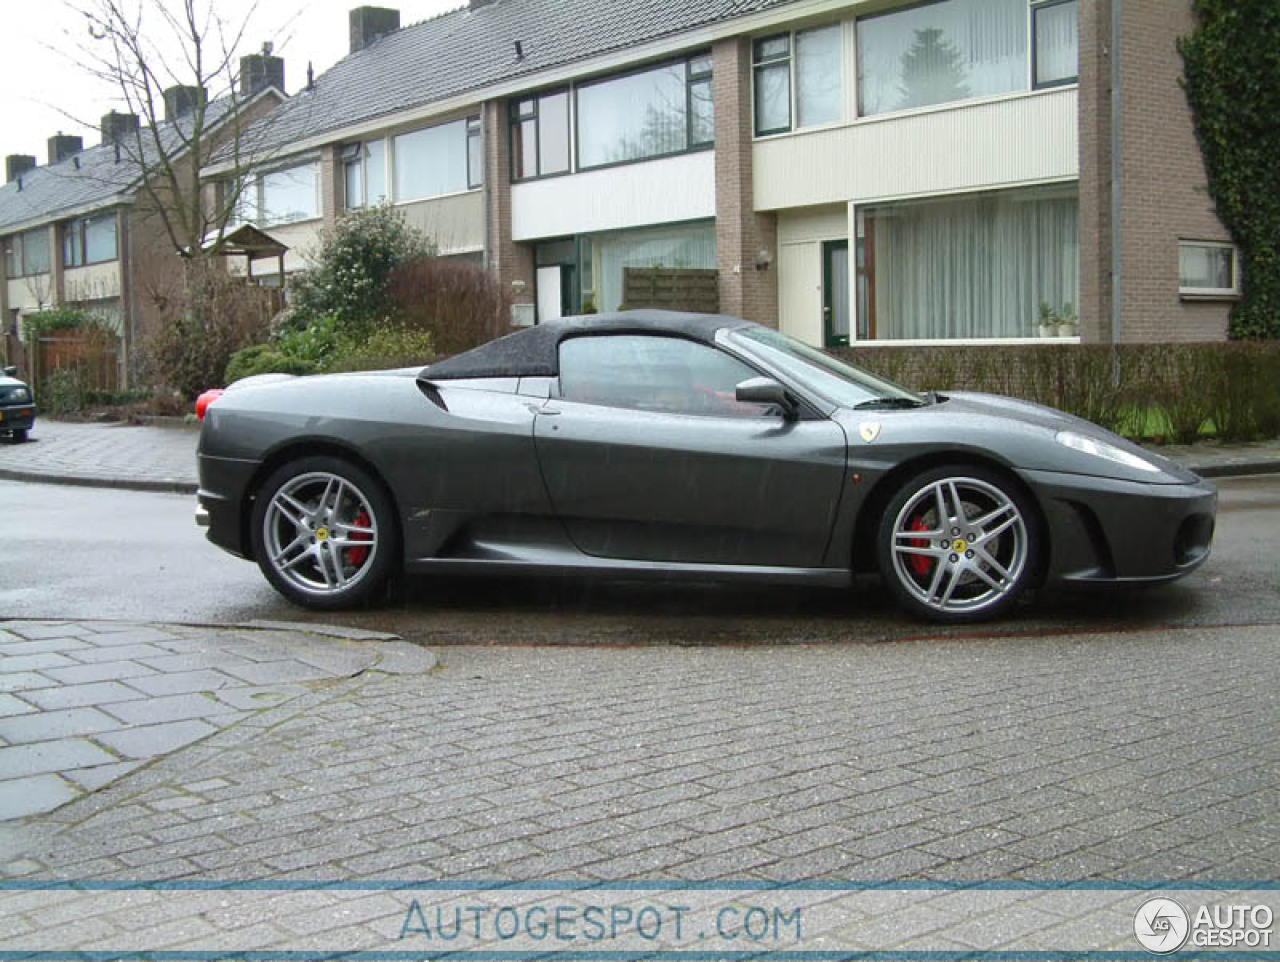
(398, 899), (803, 945)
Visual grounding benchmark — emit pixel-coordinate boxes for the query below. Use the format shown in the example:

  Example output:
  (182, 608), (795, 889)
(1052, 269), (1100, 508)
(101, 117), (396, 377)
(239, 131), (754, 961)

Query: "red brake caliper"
(346, 510), (372, 568)
(908, 515), (933, 578)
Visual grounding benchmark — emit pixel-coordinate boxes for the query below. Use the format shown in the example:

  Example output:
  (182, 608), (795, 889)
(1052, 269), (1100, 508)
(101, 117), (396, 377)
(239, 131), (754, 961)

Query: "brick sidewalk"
(4, 623), (1276, 883)
(0, 420), (198, 491)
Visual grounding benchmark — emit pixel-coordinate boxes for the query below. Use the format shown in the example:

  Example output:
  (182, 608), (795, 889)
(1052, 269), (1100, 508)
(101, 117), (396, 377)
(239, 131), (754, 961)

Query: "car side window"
(558, 335), (772, 418)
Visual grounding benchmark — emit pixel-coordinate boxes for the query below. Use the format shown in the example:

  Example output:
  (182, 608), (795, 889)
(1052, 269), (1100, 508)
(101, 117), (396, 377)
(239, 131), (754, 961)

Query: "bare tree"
(67, 0), (279, 261)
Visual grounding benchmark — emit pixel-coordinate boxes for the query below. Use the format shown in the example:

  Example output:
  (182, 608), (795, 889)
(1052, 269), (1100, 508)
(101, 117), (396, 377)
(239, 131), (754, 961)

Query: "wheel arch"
(851, 451), (1050, 583)
(240, 438), (403, 563)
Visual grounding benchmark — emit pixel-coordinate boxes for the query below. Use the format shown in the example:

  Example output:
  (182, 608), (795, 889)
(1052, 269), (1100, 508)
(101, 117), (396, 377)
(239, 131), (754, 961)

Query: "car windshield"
(728, 327), (923, 410)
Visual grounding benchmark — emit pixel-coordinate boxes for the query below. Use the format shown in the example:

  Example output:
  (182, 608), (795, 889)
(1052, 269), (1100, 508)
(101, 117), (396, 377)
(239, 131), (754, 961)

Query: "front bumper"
(1025, 469), (1218, 585)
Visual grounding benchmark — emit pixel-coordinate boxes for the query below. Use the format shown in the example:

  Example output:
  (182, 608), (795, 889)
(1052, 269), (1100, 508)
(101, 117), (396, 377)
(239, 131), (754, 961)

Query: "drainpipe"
(1110, 0), (1123, 361)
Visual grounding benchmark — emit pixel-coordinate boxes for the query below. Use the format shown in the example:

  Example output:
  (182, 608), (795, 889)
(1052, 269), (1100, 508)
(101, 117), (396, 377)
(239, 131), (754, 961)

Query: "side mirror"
(1, 366), (15, 377)
(735, 377), (798, 418)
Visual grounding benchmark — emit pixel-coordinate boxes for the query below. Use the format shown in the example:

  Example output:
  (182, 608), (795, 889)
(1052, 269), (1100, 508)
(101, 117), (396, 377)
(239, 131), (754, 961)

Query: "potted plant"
(1036, 301), (1057, 338)
(1056, 302), (1078, 338)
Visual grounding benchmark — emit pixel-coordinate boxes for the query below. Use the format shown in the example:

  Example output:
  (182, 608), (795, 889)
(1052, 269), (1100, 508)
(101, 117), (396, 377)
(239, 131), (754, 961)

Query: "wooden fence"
(36, 330), (119, 392)
(621, 268), (719, 314)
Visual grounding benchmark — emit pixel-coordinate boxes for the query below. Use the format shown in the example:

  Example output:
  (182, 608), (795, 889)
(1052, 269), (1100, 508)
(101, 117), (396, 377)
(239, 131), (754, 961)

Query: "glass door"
(823, 240), (850, 347)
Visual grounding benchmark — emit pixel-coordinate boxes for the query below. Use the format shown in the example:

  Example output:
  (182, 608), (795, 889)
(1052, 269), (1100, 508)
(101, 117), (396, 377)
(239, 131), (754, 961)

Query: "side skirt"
(406, 555), (852, 588)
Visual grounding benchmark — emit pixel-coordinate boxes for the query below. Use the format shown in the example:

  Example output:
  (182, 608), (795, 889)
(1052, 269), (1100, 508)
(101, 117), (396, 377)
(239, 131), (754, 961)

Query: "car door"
(532, 333), (848, 568)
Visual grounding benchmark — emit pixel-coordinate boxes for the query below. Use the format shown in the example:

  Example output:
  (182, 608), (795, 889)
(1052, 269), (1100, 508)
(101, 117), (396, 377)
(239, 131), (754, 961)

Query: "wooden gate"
(36, 330), (119, 392)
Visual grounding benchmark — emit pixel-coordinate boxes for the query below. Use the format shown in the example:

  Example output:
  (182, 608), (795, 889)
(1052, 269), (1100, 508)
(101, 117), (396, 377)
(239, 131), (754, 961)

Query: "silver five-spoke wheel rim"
(890, 476), (1028, 615)
(263, 472), (379, 597)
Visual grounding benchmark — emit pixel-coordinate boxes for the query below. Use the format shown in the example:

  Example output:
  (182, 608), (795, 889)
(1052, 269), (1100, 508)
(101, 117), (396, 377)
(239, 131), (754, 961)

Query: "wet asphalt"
(1, 475), (1277, 646)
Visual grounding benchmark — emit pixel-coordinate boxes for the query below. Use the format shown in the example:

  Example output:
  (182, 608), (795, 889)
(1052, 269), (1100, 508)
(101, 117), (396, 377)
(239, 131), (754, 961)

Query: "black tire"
(876, 464), (1039, 623)
(251, 455), (399, 610)
(8, 428), (28, 443)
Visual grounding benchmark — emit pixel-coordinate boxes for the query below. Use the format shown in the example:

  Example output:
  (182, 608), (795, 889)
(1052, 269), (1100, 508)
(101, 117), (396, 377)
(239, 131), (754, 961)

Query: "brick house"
(206, 0), (1239, 349)
(0, 57), (287, 385)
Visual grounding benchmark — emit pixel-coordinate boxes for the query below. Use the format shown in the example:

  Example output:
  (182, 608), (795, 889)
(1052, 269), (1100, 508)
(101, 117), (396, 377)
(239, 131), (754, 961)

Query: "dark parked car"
(196, 311), (1216, 623)
(0, 366), (34, 442)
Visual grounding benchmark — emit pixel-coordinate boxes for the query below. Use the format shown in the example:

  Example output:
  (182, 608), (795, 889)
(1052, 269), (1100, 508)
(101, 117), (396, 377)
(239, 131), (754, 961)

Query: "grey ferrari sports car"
(196, 310), (1216, 623)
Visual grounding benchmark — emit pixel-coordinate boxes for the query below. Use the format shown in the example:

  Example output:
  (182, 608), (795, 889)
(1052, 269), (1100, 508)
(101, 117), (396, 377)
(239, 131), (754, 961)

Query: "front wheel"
(876, 466), (1038, 623)
(251, 456), (398, 609)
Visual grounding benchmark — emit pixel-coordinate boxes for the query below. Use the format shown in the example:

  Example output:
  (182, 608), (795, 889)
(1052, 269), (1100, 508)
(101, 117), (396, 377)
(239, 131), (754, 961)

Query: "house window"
(512, 91), (570, 181)
(467, 116), (483, 190)
(753, 25), (842, 135)
(586, 222), (718, 313)
(857, 187), (1079, 340)
(255, 162), (320, 225)
(344, 139), (387, 209)
(1033, 0), (1079, 87)
(858, 0), (1076, 116)
(393, 117), (479, 201)
(64, 214), (118, 267)
(576, 55), (715, 169)
(1178, 241), (1240, 297)
(5, 228), (51, 277)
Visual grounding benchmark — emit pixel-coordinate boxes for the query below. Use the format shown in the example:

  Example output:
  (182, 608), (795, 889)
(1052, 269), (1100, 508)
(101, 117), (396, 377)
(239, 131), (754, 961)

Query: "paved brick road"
(5, 623), (1275, 883)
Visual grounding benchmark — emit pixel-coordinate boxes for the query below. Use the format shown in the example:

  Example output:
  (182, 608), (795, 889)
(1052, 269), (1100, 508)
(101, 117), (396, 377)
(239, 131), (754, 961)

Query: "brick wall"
(483, 99), (533, 333)
(712, 37), (778, 326)
(1080, 0), (1234, 344)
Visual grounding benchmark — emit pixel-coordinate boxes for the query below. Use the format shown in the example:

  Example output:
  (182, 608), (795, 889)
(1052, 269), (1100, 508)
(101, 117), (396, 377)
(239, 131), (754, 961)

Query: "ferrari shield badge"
(859, 421), (882, 443)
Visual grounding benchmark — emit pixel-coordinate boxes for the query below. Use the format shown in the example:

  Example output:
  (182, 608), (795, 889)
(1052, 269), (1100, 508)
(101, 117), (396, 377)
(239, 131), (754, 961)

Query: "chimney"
(163, 85), (207, 122)
(5, 155), (36, 183)
(47, 133), (84, 165)
(240, 43), (285, 97)
(100, 111), (140, 144)
(349, 6), (400, 54)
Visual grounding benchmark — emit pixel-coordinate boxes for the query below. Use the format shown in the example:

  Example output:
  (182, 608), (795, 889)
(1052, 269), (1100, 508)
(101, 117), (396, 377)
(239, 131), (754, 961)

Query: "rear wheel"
(251, 456), (397, 609)
(877, 465), (1037, 623)
(12, 429), (28, 443)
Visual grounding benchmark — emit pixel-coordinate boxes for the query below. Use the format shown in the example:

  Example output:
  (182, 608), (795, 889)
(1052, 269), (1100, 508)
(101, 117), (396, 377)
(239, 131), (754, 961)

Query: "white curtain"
(871, 190), (1078, 339)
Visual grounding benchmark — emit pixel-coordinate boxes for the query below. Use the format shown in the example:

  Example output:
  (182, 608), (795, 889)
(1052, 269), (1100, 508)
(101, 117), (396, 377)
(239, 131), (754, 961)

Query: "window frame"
(466, 116), (483, 191)
(752, 33), (793, 137)
(1031, 0), (1079, 90)
(555, 333), (777, 420)
(343, 138), (391, 209)
(573, 53), (716, 174)
(7, 227), (52, 277)
(1177, 240), (1241, 299)
(252, 160), (322, 227)
(62, 213), (118, 269)
(510, 90), (571, 183)
(392, 117), (480, 203)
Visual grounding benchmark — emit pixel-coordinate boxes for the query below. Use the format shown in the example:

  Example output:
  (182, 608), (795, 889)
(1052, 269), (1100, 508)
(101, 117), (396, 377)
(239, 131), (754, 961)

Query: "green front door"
(823, 240), (850, 347)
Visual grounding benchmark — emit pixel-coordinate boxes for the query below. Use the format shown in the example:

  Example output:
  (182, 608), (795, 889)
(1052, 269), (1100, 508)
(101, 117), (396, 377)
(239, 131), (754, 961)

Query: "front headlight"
(1056, 430), (1161, 473)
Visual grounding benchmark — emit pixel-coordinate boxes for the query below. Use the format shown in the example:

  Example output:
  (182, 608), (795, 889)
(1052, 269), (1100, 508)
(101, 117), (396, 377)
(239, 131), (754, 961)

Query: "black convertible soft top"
(420, 310), (755, 381)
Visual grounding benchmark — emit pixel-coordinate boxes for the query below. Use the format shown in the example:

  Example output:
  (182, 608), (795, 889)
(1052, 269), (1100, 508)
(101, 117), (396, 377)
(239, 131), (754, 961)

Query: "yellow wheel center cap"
(952, 538), (968, 553)
(315, 527), (329, 542)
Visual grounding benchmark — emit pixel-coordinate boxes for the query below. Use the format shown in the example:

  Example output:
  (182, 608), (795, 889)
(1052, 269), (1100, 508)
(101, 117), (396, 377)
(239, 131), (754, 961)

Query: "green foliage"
(20, 306), (116, 343)
(836, 342), (1280, 443)
(327, 325), (436, 373)
(288, 204), (436, 338)
(39, 369), (85, 415)
(274, 314), (344, 367)
(224, 344), (321, 384)
(1179, 0), (1280, 338)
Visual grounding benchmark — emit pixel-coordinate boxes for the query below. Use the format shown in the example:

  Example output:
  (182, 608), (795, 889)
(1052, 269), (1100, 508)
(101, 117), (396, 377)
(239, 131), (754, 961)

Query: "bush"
(385, 256), (510, 356)
(327, 325), (437, 373)
(143, 261), (277, 398)
(224, 344), (321, 384)
(40, 369), (85, 415)
(835, 341), (1280, 442)
(288, 204), (435, 338)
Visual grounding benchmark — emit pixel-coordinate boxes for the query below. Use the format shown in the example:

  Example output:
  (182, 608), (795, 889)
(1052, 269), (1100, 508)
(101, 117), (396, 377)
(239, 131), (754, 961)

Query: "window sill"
(1179, 291), (1241, 302)
(846, 336), (1082, 347)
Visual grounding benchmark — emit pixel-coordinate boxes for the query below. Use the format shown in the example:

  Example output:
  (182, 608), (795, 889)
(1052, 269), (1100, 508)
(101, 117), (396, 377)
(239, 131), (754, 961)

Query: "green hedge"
(834, 342), (1280, 443)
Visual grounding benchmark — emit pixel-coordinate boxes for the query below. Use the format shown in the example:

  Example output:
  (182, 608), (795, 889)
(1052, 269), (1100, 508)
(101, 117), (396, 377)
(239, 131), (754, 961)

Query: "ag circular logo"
(1135, 897), (1190, 954)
